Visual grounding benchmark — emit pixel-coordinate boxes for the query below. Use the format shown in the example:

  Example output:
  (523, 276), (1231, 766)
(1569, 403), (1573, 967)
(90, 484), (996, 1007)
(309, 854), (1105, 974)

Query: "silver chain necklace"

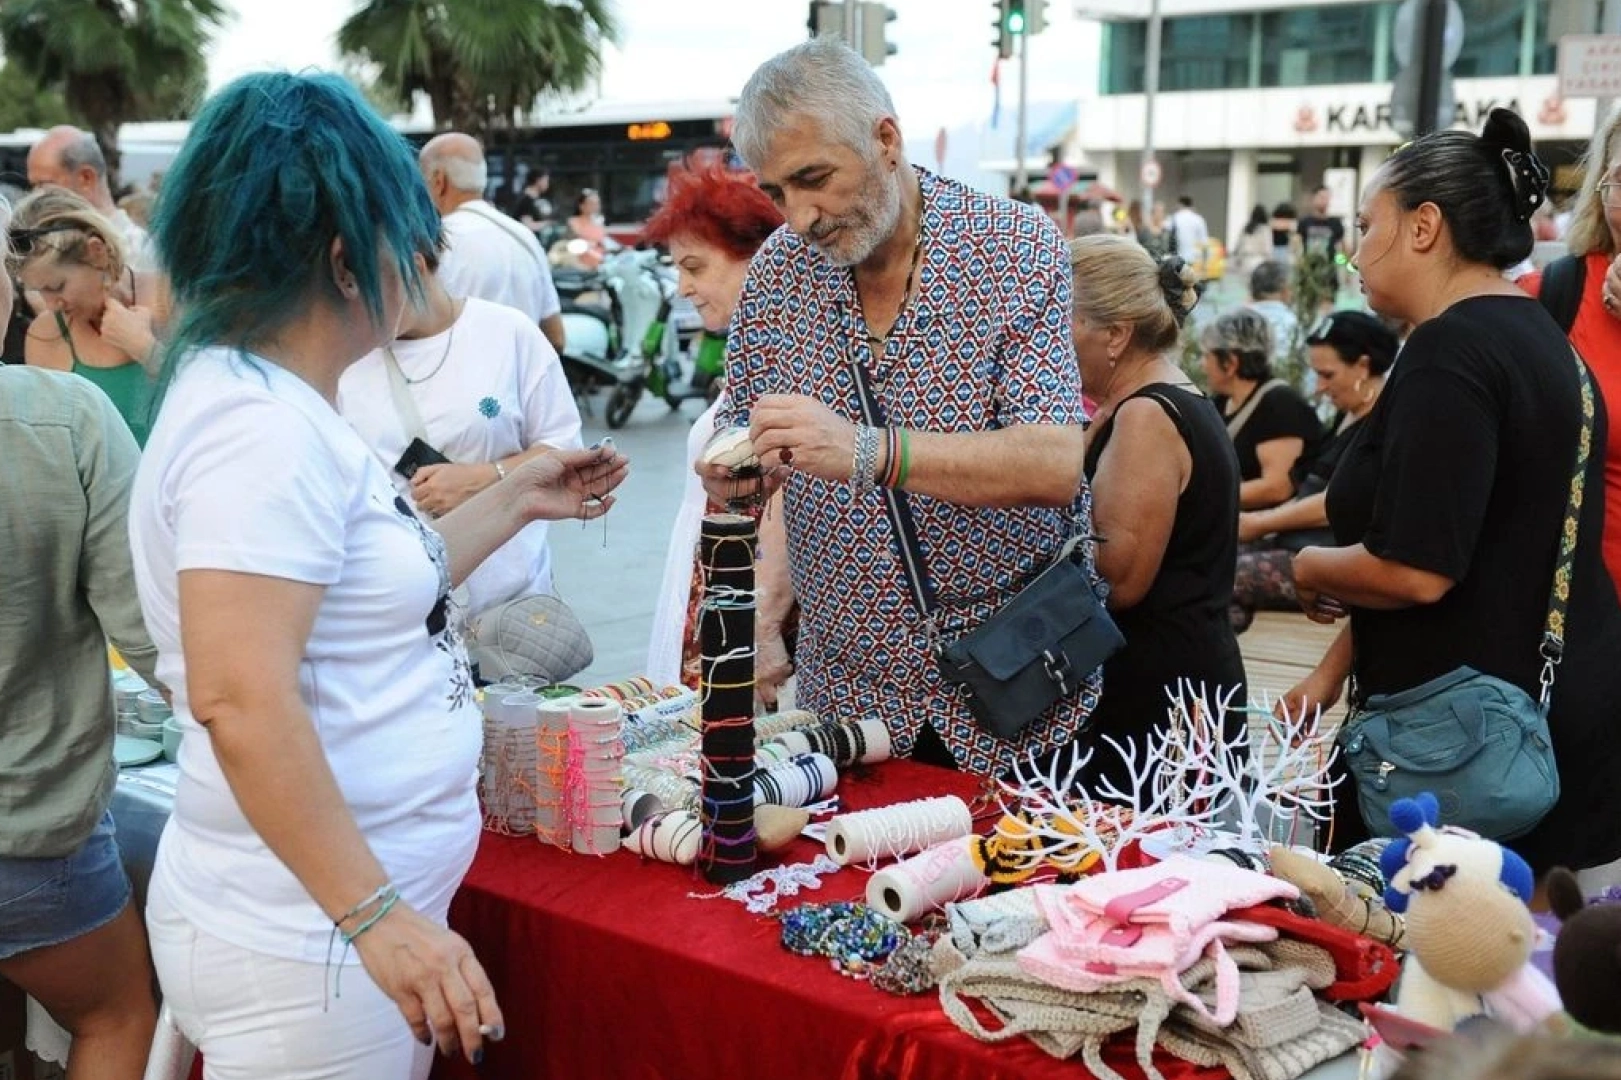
(387, 306), (459, 385)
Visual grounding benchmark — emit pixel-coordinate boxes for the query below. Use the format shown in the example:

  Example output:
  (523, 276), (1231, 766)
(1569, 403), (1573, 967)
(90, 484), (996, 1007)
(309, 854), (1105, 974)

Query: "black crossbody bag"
(848, 358), (1123, 740)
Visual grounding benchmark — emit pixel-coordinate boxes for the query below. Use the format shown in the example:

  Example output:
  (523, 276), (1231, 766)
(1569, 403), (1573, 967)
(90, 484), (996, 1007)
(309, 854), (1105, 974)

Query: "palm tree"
(0, 0), (226, 186)
(338, 0), (619, 135)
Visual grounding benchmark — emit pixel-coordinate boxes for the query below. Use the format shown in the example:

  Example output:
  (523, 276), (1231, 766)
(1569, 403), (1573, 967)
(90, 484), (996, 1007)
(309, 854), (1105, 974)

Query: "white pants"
(146, 879), (430, 1080)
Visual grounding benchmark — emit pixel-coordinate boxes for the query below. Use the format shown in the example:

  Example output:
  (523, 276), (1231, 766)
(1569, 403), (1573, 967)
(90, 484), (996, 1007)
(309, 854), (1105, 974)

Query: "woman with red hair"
(643, 159), (790, 702)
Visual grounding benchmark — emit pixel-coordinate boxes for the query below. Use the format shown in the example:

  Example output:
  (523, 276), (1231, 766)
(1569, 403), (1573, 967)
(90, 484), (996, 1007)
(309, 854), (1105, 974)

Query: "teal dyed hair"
(151, 71), (439, 382)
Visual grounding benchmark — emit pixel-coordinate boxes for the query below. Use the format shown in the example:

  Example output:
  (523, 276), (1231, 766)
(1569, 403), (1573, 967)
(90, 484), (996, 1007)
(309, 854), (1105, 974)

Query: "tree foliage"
(0, 0), (226, 184)
(338, 0), (620, 134)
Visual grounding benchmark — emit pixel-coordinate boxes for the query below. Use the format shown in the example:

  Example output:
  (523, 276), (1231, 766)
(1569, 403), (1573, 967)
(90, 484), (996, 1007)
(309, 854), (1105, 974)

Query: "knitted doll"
(1547, 866), (1621, 1035)
(1378, 793), (1561, 1034)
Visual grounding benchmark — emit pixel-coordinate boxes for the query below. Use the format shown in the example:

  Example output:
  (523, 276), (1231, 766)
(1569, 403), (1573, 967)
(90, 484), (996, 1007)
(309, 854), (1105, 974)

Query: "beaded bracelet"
(779, 901), (910, 979)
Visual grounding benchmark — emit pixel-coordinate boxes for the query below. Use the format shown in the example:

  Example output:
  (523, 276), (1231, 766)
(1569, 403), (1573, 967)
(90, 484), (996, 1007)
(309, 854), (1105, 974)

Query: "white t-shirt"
(129, 348), (483, 964)
(338, 296), (582, 615)
(439, 200), (563, 324)
(113, 209), (157, 271)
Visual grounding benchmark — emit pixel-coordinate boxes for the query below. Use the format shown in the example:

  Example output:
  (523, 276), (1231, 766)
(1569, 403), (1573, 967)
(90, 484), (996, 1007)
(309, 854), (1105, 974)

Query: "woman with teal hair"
(127, 72), (628, 1079)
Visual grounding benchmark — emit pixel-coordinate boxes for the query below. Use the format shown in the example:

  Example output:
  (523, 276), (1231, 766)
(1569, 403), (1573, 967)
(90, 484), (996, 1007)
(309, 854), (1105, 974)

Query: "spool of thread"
(752, 753), (838, 808)
(621, 788), (664, 831)
(622, 810), (702, 866)
(865, 836), (989, 922)
(753, 709), (821, 742)
(533, 699), (573, 846)
(481, 692), (541, 835)
(824, 796), (973, 866)
(771, 719), (891, 768)
(567, 698), (623, 855)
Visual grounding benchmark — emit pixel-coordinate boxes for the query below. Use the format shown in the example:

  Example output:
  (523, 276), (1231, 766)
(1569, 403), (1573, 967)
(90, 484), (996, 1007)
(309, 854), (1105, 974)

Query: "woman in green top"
(12, 187), (166, 445)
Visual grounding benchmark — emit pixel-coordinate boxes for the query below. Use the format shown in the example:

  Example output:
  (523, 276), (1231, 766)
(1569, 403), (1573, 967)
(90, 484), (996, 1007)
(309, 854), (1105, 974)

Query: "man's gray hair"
(733, 36), (899, 170)
(60, 132), (108, 179)
(440, 158), (487, 193)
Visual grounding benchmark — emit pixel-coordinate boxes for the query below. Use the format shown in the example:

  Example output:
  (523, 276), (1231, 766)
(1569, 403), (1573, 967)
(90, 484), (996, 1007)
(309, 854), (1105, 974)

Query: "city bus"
(404, 100), (737, 243)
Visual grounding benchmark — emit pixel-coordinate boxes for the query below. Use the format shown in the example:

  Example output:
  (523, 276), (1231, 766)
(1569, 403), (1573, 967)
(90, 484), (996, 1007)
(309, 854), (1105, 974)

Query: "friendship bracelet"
(334, 883), (397, 928)
(342, 889), (401, 945)
(894, 429), (912, 489)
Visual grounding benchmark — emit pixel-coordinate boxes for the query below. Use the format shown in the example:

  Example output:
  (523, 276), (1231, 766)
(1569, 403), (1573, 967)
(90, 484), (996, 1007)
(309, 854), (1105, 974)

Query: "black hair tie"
(1500, 148), (1550, 223)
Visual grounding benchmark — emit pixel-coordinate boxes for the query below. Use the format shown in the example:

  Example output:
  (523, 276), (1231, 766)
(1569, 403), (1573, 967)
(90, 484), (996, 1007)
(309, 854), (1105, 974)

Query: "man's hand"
(410, 463), (498, 518)
(750, 394), (859, 484)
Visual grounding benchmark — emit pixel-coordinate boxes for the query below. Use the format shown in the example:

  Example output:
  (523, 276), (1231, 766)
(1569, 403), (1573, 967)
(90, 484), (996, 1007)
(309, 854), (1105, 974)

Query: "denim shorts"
(0, 810), (132, 961)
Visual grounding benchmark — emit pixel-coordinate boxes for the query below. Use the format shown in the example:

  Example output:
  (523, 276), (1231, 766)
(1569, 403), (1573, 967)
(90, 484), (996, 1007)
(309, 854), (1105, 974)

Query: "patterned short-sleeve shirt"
(716, 170), (1101, 776)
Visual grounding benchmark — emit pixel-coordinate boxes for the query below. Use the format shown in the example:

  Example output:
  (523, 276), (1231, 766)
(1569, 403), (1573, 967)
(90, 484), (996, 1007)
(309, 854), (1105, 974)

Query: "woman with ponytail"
(1283, 109), (1621, 875)
(1060, 235), (1245, 791)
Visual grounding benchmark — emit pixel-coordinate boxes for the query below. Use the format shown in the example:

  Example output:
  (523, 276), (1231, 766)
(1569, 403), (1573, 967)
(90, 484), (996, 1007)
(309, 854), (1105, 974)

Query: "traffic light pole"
(1140, 0), (1161, 227)
(1014, 21), (1030, 195)
(1412, 0), (1448, 136)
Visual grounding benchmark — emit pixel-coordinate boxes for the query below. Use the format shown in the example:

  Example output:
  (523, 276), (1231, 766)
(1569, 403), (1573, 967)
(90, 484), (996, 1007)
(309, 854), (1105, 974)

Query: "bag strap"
(457, 203), (549, 273)
(1537, 255), (1585, 335)
(1224, 378), (1286, 440)
(1540, 349), (1597, 708)
(848, 357), (940, 626)
(380, 347), (430, 445)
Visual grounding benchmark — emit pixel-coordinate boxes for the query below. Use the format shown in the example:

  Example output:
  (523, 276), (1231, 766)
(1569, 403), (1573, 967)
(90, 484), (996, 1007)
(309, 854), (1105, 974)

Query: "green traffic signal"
(1006, 9), (1026, 33)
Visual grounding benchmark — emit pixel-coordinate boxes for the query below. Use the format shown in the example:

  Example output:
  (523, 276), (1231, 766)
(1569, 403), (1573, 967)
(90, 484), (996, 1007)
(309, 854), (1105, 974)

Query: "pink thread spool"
(568, 697), (623, 855)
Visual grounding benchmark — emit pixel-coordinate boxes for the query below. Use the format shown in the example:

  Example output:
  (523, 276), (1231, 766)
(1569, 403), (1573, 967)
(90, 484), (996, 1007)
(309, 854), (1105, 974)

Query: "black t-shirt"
(1214, 382), (1322, 485)
(507, 192), (553, 224)
(1297, 215), (1344, 258)
(1293, 411), (1357, 496)
(1325, 294), (1621, 871)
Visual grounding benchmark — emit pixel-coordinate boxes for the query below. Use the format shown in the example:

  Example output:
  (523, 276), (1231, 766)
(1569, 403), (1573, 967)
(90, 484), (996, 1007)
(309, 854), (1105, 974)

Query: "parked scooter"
(554, 245), (664, 407)
(603, 273), (726, 429)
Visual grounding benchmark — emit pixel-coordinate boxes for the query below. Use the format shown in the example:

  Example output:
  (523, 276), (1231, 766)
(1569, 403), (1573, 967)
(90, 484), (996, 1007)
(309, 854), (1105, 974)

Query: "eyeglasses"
(1599, 182), (1621, 209)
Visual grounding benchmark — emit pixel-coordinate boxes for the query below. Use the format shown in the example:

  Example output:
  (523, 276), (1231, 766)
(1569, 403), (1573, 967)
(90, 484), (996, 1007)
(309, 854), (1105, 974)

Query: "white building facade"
(1076, 0), (1608, 249)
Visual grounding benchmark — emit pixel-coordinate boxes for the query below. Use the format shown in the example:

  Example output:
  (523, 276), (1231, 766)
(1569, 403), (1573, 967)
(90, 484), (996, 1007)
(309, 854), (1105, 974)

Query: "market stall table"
(433, 759), (1363, 1080)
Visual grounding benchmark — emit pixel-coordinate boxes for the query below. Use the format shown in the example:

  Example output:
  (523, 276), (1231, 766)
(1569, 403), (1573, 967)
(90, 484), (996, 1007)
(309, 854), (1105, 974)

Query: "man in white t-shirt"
(419, 133), (566, 356)
(28, 127), (156, 270)
(1169, 194), (1210, 271)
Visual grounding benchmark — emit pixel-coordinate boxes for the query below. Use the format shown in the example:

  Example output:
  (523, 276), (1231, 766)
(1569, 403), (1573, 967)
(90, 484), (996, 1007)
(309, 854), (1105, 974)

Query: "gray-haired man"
(701, 37), (1100, 776)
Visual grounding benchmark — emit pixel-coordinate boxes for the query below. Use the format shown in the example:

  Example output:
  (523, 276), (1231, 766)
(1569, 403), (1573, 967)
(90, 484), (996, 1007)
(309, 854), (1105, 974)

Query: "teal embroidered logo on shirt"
(478, 396), (501, 418)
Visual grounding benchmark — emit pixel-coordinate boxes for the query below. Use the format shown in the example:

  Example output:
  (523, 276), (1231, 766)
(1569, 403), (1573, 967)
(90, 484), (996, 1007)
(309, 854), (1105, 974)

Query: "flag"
(990, 58), (1001, 130)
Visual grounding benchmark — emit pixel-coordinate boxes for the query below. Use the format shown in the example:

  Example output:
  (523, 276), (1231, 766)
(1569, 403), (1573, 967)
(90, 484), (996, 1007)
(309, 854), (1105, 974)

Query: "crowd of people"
(2, 33), (1621, 1080)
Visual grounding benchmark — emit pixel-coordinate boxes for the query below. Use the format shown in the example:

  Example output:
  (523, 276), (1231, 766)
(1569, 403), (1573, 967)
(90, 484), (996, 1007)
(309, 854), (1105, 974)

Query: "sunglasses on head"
(7, 222), (82, 260)
(1305, 314), (1341, 345)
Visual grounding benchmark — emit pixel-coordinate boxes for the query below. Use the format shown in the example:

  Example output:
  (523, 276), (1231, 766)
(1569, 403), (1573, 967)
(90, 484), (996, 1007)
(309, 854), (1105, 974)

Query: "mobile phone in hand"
(394, 437), (451, 480)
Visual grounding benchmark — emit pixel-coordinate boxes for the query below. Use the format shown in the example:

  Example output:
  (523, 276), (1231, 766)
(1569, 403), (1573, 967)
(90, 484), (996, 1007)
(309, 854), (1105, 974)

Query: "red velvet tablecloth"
(432, 759), (1198, 1080)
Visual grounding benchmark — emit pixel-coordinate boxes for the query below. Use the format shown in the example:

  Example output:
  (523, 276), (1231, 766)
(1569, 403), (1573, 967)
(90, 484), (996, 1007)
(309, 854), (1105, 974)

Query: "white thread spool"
(865, 836), (988, 922)
(534, 699), (573, 845)
(569, 698), (623, 855)
(824, 795), (973, 866)
(622, 809), (702, 866)
(752, 753), (838, 808)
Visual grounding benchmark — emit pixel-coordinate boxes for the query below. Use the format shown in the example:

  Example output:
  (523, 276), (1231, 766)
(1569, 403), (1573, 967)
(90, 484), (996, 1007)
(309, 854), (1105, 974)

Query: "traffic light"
(858, 3), (897, 67)
(1026, 0), (1049, 34)
(807, 0), (843, 38)
(992, 0), (1014, 59)
(1007, 0), (1028, 36)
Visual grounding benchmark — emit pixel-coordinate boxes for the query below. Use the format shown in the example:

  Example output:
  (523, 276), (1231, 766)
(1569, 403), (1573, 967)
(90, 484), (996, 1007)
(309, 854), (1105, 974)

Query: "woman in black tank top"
(1060, 236), (1246, 795)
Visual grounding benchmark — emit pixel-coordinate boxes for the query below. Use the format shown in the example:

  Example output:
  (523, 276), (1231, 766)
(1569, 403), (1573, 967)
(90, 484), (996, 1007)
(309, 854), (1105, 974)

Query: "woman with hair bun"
(1062, 235), (1244, 791)
(1284, 109), (1621, 873)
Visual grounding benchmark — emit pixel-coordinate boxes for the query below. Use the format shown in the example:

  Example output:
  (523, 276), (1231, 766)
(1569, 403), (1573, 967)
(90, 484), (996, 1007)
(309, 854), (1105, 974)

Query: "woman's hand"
(100, 296), (156, 362)
(1237, 510), (1270, 545)
(511, 445), (629, 522)
(756, 628), (794, 710)
(1274, 665), (1344, 726)
(1291, 547), (1348, 624)
(350, 902), (503, 1064)
(410, 463), (499, 518)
